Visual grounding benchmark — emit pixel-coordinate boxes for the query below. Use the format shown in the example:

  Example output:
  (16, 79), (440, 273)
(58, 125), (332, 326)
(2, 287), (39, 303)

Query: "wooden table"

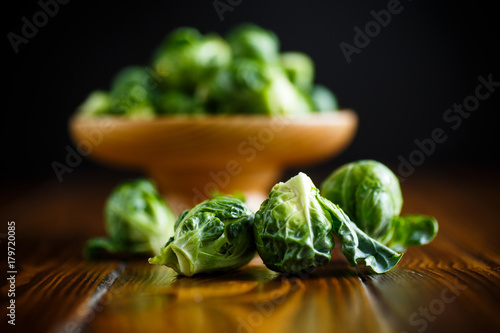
(1, 166), (499, 333)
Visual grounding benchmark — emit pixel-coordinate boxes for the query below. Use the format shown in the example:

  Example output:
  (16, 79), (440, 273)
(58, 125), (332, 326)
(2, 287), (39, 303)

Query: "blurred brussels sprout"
(226, 23), (280, 63)
(208, 59), (313, 115)
(77, 90), (111, 116)
(149, 196), (255, 276)
(253, 172), (335, 274)
(263, 70), (314, 116)
(109, 66), (157, 118)
(155, 26), (203, 50)
(151, 27), (202, 86)
(280, 52), (315, 92)
(311, 84), (338, 112)
(152, 27), (231, 90)
(85, 178), (176, 258)
(207, 58), (273, 114)
(321, 160), (438, 251)
(154, 89), (205, 115)
(198, 34), (233, 69)
(211, 58), (272, 98)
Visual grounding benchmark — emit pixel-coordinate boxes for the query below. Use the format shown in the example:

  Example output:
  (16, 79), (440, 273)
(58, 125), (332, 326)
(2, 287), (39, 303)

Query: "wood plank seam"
(49, 262), (128, 333)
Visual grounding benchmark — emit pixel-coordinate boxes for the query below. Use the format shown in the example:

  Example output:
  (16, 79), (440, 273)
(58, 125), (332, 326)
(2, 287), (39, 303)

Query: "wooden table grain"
(1, 166), (499, 333)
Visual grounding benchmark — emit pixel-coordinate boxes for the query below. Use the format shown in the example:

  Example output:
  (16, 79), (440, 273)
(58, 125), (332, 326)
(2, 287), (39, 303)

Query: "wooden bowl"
(69, 110), (358, 212)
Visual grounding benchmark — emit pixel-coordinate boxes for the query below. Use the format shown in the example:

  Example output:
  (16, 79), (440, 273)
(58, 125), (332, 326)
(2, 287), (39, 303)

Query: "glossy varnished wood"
(1, 167), (499, 333)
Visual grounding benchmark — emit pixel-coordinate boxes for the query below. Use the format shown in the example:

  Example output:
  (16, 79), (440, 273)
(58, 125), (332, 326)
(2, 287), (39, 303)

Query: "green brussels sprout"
(280, 52), (315, 92)
(77, 90), (111, 116)
(253, 172), (335, 274)
(149, 196), (256, 276)
(197, 34), (232, 69)
(311, 84), (338, 112)
(207, 58), (313, 115)
(207, 58), (273, 114)
(226, 23), (280, 63)
(152, 27), (232, 90)
(320, 160), (403, 240)
(85, 178), (176, 258)
(263, 70), (314, 116)
(210, 58), (271, 99)
(151, 27), (202, 86)
(109, 66), (157, 118)
(320, 160), (438, 251)
(254, 172), (403, 274)
(153, 89), (205, 115)
(156, 26), (203, 50)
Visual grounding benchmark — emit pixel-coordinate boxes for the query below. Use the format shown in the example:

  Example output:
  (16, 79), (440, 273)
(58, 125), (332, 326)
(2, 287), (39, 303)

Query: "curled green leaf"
(322, 201), (403, 274)
(384, 215), (439, 252)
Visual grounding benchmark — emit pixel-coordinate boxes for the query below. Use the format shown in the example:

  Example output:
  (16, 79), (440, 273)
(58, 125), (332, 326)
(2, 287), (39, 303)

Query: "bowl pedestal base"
(148, 165), (280, 213)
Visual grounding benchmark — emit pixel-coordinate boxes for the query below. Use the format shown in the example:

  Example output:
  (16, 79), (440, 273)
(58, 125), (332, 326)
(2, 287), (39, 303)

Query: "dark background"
(3, 0), (499, 186)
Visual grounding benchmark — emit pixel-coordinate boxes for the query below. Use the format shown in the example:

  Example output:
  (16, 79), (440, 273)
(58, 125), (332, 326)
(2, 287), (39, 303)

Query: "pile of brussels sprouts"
(85, 160), (438, 276)
(77, 23), (339, 117)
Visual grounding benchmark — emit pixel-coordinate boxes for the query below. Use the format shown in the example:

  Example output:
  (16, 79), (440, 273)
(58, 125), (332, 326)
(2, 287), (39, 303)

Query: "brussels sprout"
(263, 70), (314, 116)
(77, 90), (111, 116)
(151, 27), (202, 86)
(280, 52), (315, 92)
(155, 26), (203, 51)
(254, 172), (402, 274)
(149, 196), (256, 276)
(207, 59), (312, 115)
(109, 66), (157, 118)
(320, 160), (438, 251)
(152, 28), (232, 90)
(311, 84), (338, 112)
(209, 58), (271, 101)
(226, 23), (280, 63)
(85, 178), (176, 258)
(320, 160), (403, 240)
(154, 89), (205, 115)
(206, 58), (271, 114)
(197, 34), (233, 69)
(254, 172), (335, 274)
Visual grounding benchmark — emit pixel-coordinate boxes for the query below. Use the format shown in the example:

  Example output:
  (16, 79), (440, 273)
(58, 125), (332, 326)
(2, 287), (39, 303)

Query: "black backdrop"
(3, 0), (499, 185)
